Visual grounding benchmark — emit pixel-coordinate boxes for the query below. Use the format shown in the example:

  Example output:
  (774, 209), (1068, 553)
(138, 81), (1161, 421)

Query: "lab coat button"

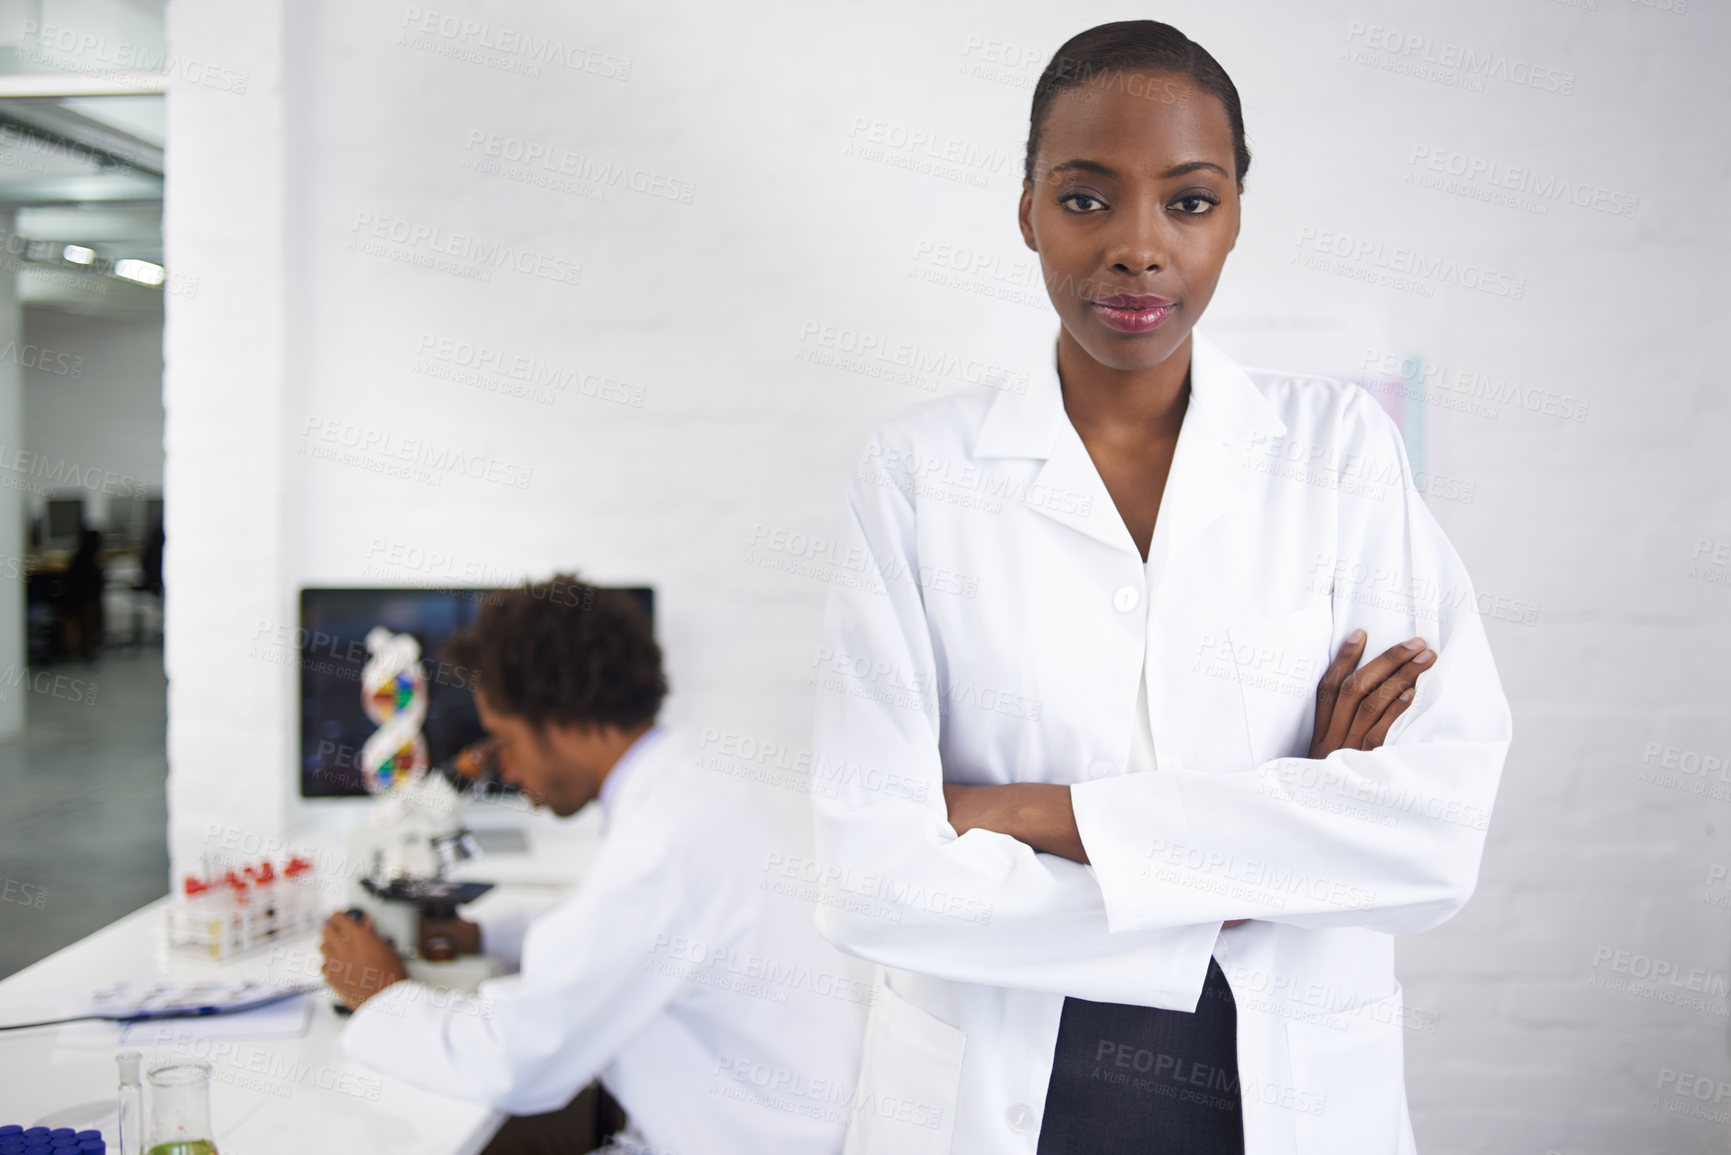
(1113, 586), (1140, 612)
(1006, 1104), (1036, 1133)
(1088, 758), (1116, 778)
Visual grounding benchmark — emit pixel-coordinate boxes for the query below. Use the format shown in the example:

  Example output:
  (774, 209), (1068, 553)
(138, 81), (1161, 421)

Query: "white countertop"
(0, 812), (599, 1152)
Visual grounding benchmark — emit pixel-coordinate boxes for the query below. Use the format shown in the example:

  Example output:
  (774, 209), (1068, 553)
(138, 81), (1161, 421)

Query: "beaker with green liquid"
(143, 1058), (219, 1155)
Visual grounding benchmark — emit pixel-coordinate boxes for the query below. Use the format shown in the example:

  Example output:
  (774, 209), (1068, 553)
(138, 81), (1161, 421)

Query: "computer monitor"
(44, 496), (84, 547)
(298, 584), (655, 799)
(143, 496), (163, 531)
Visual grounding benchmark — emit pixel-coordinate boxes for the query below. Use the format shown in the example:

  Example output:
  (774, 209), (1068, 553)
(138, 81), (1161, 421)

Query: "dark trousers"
(481, 1082), (628, 1155)
(1036, 956), (1246, 1155)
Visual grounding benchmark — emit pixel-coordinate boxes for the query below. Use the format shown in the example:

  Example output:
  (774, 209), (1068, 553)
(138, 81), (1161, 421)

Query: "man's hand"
(320, 911), (410, 1012)
(1310, 631), (1433, 758)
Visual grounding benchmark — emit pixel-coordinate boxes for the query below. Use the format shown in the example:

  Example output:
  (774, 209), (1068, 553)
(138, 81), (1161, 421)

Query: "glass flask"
(143, 1058), (219, 1155)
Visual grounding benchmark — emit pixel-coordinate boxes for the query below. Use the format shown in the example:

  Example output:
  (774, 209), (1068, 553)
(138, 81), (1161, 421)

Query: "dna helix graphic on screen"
(358, 625), (430, 793)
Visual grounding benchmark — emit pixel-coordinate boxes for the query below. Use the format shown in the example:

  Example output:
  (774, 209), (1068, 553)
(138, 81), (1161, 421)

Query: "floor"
(0, 642), (169, 980)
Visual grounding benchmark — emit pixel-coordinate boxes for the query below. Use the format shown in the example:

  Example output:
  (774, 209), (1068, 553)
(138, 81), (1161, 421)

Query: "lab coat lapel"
(1029, 421), (1140, 556)
(972, 328), (1287, 567)
(1147, 331), (1287, 580)
(973, 336), (1135, 556)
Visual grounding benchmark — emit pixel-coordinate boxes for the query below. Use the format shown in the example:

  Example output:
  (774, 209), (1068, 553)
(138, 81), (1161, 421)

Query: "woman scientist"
(808, 19), (1512, 1155)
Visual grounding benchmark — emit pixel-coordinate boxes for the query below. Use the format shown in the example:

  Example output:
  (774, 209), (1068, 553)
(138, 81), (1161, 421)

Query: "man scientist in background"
(319, 573), (865, 1155)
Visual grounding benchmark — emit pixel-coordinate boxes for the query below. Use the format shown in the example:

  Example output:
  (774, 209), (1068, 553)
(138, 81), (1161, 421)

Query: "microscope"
(342, 771), (501, 995)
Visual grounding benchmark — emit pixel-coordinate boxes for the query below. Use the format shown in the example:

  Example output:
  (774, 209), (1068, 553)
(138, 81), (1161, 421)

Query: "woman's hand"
(943, 781), (1089, 864)
(1224, 634), (1433, 930)
(1309, 631), (1434, 758)
(940, 633), (1439, 920)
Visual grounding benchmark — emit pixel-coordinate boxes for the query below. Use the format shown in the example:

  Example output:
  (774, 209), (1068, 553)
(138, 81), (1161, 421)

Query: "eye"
(1058, 191), (1107, 213)
(1172, 194), (1219, 216)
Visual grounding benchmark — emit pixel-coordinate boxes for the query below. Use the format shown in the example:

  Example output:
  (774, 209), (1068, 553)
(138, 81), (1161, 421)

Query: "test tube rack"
(167, 856), (323, 960)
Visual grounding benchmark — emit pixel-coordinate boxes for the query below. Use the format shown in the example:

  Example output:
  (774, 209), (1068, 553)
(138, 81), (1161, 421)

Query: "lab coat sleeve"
(809, 429), (1222, 1012)
(340, 835), (701, 1115)
(1070, 389), (1514, 935)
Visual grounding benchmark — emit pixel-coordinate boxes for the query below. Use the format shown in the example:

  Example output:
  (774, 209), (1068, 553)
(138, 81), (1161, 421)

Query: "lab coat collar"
(597, 722), (670, 829)
(971, 327), (1287, 563)
(973, 326), (1285, 458)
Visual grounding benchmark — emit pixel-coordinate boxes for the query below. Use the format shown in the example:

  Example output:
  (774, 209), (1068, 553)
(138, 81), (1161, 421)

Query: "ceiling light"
(62, 245), (95, 265)
(112, 258), (164, 286)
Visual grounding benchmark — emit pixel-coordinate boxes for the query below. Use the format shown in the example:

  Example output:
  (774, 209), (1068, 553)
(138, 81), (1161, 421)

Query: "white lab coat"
(809, 329), (1513, 1154)
(343, 725), (866, 1155)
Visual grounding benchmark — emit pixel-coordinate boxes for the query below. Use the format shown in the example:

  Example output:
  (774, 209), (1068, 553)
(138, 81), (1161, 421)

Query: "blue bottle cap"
(0, 1126), (21, 1137)
(49, 1134), (74, 1142)
(76, 1146), (103, 1155)
(73, 1136), (100, 1144)
(21, 1131), (47, 1140)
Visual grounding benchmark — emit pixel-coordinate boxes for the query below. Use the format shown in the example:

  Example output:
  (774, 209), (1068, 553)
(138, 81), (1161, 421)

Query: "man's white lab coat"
(809, 329), (1513, 1154)
(343, 725), (866, 1155)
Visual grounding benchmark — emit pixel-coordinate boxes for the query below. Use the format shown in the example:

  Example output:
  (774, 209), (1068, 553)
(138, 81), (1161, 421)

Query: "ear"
(1018, 179), (1037, 252)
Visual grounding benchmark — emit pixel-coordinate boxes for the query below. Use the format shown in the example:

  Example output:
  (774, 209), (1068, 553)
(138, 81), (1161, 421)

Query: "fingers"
(1309, 630), (1367, 758)
(1343, 647), (1433, 750)
(1359, 687), (1415, 751)
(1350, 637), (1432, 694)
(1313, 635), (1434, 759)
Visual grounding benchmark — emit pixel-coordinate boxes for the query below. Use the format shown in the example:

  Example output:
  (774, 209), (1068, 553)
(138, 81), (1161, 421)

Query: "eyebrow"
(1047, 158), (1230, 180)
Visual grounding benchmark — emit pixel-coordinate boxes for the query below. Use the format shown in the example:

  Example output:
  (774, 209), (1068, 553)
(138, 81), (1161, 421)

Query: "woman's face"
(1019, 69), (1241, 375)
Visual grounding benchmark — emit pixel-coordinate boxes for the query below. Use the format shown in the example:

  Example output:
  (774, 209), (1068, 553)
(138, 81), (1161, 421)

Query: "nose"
(1105, 196), (1169, 278)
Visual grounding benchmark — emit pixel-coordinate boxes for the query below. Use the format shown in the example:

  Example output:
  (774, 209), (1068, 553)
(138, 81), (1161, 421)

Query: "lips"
(1094, 294), (1173, 309)
(1090, 294), (1176, 334)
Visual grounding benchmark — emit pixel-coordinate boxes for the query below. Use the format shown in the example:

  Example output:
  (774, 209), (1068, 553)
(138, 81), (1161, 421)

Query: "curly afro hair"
(441, 573), (666, 732)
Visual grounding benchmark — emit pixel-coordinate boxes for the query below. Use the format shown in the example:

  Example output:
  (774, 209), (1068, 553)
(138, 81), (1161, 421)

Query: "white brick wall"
(163, 1), (1731, 1150)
